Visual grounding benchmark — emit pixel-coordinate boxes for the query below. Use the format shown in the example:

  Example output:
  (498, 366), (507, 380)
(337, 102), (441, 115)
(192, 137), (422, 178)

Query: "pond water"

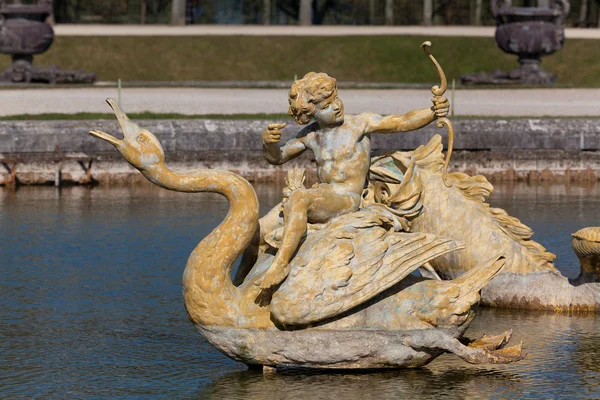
(1, 183), (599, 399)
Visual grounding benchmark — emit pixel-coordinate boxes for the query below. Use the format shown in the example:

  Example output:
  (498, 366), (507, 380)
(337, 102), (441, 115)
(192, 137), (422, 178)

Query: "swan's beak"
(105, 97), (141, 141)
(89, 129), (121, 146)
(88, 98), (141, 146)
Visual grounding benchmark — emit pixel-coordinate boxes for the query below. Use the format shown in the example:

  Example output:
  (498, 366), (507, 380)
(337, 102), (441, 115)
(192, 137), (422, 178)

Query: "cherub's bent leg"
(257, 188), (359, 289)
(233, 202), (284, 286)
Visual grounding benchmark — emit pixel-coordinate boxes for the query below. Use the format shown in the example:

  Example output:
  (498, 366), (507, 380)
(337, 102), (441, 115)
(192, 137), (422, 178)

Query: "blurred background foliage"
(52, 0), (172, 23)
(44, 0), (600, 26)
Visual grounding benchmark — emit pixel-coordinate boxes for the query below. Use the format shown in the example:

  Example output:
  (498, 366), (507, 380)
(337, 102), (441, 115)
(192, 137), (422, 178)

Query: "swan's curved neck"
(143, 163), (259, 326)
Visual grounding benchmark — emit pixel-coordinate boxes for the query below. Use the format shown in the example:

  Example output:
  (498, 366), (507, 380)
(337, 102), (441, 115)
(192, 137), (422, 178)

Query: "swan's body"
(89, 99), (525, 369)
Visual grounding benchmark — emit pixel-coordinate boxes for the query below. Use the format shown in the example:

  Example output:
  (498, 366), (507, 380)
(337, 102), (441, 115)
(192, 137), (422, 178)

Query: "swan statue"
(89, 98), (525, 370)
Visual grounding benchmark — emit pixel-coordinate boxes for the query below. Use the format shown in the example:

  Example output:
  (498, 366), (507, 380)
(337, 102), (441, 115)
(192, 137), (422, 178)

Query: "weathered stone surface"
(0, 18), (53, 55)
(1, 118), (599, 185)
(3, 118), (600, 153)
(481, 271), (600, 311)
(199, 326), (459, 369)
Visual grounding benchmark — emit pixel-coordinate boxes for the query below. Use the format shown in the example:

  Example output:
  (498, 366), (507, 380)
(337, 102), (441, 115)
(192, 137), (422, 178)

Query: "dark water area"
(1, 183), (599, 399)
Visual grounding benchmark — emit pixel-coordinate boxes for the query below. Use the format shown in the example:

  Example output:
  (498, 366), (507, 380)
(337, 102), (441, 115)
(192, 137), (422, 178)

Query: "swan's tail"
(454, 255), (506, 296)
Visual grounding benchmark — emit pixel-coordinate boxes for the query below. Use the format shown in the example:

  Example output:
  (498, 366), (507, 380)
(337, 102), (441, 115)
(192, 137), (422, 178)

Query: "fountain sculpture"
(0, 0), (96, 84)
(461, 0), (570, 85)
(89, 42), (598, 371)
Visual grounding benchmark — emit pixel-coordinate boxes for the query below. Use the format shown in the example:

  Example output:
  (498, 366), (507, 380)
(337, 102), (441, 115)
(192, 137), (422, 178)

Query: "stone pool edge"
(1, 118), (599, 186)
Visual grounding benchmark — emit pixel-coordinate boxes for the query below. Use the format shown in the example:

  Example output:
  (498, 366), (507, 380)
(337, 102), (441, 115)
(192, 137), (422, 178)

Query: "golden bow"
(421, 41), (454, 187)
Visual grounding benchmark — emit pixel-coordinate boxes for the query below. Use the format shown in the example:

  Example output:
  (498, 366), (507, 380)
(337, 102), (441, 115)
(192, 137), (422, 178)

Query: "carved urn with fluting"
(0, 0), (95, 84)
(0, 0), (53, 82)
(462, 0), (570, 85)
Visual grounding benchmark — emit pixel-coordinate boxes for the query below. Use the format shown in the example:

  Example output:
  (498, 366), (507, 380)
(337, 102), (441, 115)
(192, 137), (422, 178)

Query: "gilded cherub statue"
(89, 43), (526, 370)
(255, 70), (449, 289)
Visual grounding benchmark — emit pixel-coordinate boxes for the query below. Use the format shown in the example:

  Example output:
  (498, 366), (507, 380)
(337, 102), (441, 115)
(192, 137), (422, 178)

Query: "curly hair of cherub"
(288, 72), (337, 125)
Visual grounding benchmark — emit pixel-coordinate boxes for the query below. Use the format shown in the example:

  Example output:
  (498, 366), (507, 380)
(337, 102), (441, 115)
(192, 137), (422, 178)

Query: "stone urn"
(0, 0), (54, 82)
(462, 0), (570, 85)
(0, 0), (95, 84)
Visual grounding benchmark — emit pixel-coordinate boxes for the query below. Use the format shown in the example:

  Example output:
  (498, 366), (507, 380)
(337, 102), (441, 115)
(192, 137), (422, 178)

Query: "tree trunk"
(579, 0), (588, 26)
(369, 0), (376, 23)
(423, 0), (432, 25)
(263, 0), (271, 25)
(474, 0), (482, 25)
(141, 0), (147, 24)
(299, 0), (312, 25)
(171, 0), (186, 25)
(56, 0), (77, 23)
(385, 0), (393, 25)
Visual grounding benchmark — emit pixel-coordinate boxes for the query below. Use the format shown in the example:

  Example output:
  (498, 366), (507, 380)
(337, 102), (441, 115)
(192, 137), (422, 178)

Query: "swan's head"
(89, 98), (165, 171)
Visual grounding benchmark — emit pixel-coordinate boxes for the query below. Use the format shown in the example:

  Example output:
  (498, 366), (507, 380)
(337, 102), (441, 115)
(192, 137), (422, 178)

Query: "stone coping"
(1, 118), (599, 157)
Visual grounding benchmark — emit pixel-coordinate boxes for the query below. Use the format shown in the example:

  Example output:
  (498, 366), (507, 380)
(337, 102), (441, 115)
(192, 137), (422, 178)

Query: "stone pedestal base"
(1, 56), (96, 84)
(461, 59), (556, 86)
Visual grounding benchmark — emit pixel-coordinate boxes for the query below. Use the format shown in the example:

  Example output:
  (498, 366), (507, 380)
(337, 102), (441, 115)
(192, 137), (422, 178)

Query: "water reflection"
(197, 307), (600, 399)
(199, 367), (523, 400)
(0, 182), (599, 398)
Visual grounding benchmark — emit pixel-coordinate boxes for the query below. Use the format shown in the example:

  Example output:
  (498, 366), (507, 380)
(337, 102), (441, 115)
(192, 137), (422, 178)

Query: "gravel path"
(1, 88), (599, 117)
(52, 24), (600, 39)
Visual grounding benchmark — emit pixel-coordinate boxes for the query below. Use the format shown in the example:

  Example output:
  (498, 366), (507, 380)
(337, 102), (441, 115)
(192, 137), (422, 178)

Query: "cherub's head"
(288, 72), (344, 126)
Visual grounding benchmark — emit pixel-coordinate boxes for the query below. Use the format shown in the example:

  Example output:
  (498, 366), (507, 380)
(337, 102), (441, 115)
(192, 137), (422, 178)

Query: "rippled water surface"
(1, 183), (599, 399)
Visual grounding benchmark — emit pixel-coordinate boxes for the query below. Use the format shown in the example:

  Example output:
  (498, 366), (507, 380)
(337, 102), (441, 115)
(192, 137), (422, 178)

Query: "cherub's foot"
(256, 260), (291, 289)
(254, 287), (273, 307)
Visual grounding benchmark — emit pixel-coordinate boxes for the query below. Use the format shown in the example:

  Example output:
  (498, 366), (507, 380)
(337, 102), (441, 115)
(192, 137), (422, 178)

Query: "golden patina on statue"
(89, 42), (532, 370)
(367, 140), (600, 312)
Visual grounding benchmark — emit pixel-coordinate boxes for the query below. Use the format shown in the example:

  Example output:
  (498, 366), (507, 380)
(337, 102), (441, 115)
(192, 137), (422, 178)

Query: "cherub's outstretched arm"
(262, 123), (312, 165)
(364, 97), (449, 134)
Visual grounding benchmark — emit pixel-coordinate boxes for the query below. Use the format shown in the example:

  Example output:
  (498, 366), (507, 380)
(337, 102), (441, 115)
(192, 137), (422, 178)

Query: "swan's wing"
(270, 210), (463, 325)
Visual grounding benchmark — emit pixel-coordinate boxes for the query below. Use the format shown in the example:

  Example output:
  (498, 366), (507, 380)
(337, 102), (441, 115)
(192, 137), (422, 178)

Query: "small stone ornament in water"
(89, 43), (528, 371)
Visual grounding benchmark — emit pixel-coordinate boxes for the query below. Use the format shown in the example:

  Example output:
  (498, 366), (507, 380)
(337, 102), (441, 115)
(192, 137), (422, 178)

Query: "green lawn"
(1, 35), (598, 86)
